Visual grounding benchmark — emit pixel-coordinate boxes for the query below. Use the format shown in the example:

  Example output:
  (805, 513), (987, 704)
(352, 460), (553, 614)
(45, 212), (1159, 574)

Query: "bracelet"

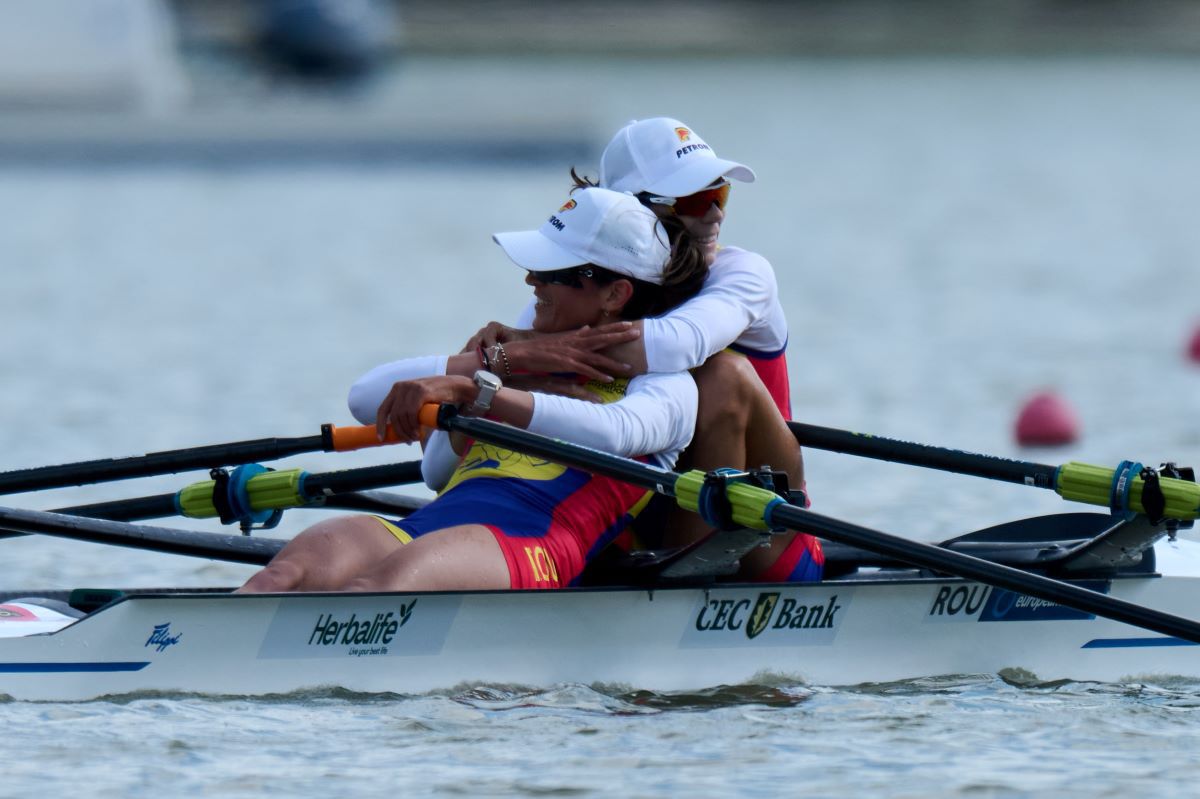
(477, 343), (491, 371)
(490, 343), (513, 378)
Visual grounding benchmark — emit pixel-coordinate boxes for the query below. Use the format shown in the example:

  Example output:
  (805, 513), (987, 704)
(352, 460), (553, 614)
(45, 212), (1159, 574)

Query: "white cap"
(599, 117), (756, 197)
(493, 188), (670, 285)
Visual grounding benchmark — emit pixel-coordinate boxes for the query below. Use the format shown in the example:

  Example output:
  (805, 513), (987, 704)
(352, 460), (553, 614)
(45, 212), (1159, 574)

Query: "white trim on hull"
(4, 571), (1200, 702)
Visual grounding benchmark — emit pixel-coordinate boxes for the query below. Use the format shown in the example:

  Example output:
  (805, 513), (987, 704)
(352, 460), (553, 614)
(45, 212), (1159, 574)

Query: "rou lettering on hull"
(927, 583), (1102, 623)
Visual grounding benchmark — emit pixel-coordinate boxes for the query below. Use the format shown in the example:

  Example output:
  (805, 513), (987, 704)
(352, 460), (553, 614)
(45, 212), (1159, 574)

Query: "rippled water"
(5, 679), (1200, 797)
(3, 54), (1200, 795)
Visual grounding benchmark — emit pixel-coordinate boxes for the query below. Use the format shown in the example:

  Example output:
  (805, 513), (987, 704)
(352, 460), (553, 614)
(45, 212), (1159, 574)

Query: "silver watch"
(469, 370), (502, 415)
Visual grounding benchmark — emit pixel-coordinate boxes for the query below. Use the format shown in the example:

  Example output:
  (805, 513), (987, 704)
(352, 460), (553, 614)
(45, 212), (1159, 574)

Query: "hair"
(581, 223), (706, 321)
(569, 167), (598, 191)
(567, 166), (708, 318)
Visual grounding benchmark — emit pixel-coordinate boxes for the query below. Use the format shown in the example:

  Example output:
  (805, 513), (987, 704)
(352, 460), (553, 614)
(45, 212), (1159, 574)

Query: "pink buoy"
(1188, 325), (1200, 363)
(1014, 391), (1080, 447)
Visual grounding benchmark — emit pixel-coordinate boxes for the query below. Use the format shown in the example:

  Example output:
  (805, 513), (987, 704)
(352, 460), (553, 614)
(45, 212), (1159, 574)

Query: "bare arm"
(374, 375), (535, 443)
(460, 321), (643, 381)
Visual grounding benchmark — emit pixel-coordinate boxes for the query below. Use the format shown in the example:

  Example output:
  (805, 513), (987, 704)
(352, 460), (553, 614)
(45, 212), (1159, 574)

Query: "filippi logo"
(693, 591), (843, 641)
(145, 622), (182, 652)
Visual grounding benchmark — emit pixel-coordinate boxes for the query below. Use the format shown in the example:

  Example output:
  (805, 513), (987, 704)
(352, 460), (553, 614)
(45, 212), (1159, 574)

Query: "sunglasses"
(528, 266), (598, 289)
(641, 181), (731, 217)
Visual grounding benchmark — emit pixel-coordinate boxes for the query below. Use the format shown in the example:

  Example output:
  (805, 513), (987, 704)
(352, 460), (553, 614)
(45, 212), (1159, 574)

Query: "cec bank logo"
(683, 590), (846, 649)
(745, 592), (779, 639)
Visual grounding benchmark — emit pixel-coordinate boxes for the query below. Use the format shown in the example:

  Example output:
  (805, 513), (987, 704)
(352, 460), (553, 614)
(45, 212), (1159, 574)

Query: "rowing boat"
(3, 511), (1200, 702)
(3, 410), (1199, 702)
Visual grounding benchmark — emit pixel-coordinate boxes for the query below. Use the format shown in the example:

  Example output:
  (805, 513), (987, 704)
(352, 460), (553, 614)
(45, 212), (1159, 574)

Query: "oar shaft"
(0, 423), (406, 498)
(301, 461), (423, 496)
(769, 504), (1200, 644)
(789, 421), (1059, 489)
(0, 434), (324, 496)
(0, 460), (428, 540)
(57, 493), (179, 522)
(431, 409), (679, 496)
(0, 506), (283, 565)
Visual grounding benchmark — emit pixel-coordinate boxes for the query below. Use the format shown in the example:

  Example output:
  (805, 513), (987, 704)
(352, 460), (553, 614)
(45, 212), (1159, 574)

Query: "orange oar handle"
(328, 424), (401, 452)
(327, 406), (445, 452)
(418, 403), (441, 429)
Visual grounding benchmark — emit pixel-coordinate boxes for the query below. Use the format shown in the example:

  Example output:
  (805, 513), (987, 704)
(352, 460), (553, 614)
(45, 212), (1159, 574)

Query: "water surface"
(3, 55), (1200, 796)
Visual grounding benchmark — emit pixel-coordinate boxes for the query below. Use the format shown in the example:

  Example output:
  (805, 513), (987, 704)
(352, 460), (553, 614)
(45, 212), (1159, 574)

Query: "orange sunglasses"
(641, 181), (731, 217)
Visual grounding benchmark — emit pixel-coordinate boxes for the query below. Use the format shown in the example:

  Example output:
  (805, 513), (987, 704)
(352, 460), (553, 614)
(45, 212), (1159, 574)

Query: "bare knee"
(694, 353), (762, 429)
(687, 352), (802, 482)
(238, 559), (305, 593)
(347, 525), (509, 592)
(236, 515), (401, 593)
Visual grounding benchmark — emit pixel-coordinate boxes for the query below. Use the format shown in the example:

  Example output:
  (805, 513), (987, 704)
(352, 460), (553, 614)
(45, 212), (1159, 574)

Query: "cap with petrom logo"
(492, 187), (670, 285)
(599, 117), (756, 198)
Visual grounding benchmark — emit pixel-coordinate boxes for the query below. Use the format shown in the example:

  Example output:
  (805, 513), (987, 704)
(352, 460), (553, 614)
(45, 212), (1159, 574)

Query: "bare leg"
(344, 524), (511, 592)
(236, 515), (406, 593)
(665, 353), (807, 578)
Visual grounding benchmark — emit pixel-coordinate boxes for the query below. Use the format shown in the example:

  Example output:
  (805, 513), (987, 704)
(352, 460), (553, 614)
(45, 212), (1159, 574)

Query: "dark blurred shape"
(176, 0), (1200, 57)
(258, 0), (394, 78)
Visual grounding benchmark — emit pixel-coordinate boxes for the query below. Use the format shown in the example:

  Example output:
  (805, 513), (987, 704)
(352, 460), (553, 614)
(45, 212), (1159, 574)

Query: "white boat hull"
(4, 571), (1200, 702)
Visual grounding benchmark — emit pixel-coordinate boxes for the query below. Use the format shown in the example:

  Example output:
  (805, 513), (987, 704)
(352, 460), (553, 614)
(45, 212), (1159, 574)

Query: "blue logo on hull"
(928, 581), (1110, 623)
(145, 622), (182, 652)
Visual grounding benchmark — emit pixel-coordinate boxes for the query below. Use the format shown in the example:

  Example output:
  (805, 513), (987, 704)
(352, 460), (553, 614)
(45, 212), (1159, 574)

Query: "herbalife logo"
(308, 602), (415, 650)
(694, 592), (842, 639)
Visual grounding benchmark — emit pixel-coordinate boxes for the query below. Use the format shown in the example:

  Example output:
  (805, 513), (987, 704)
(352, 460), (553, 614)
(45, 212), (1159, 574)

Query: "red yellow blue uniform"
(756, 529), (824, 582)
(377, 377), (687, 589)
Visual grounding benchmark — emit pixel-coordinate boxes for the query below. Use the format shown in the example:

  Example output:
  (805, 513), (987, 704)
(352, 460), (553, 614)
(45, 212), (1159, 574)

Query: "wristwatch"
(469, 370), (502, 416)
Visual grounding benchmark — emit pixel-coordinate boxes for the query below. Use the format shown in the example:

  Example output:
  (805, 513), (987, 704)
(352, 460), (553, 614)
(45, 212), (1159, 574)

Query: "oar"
(0, 456), (432, 561)
(417, 404), (1200, 645)
(789, 421), (1200, 520)
(0, 506), (283, 565)
(0, 458), (428, 539)
(0, 423), (404, 497)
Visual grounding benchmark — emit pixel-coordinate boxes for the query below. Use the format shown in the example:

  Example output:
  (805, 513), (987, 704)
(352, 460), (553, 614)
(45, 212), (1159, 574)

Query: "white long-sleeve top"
(347, 356), (697, 490)
(514, 245), (789, 369)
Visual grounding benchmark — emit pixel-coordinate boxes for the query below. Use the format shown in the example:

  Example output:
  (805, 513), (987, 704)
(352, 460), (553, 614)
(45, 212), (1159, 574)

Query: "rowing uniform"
(514, 246), (820, 583)
(348, 359), (697, 589)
